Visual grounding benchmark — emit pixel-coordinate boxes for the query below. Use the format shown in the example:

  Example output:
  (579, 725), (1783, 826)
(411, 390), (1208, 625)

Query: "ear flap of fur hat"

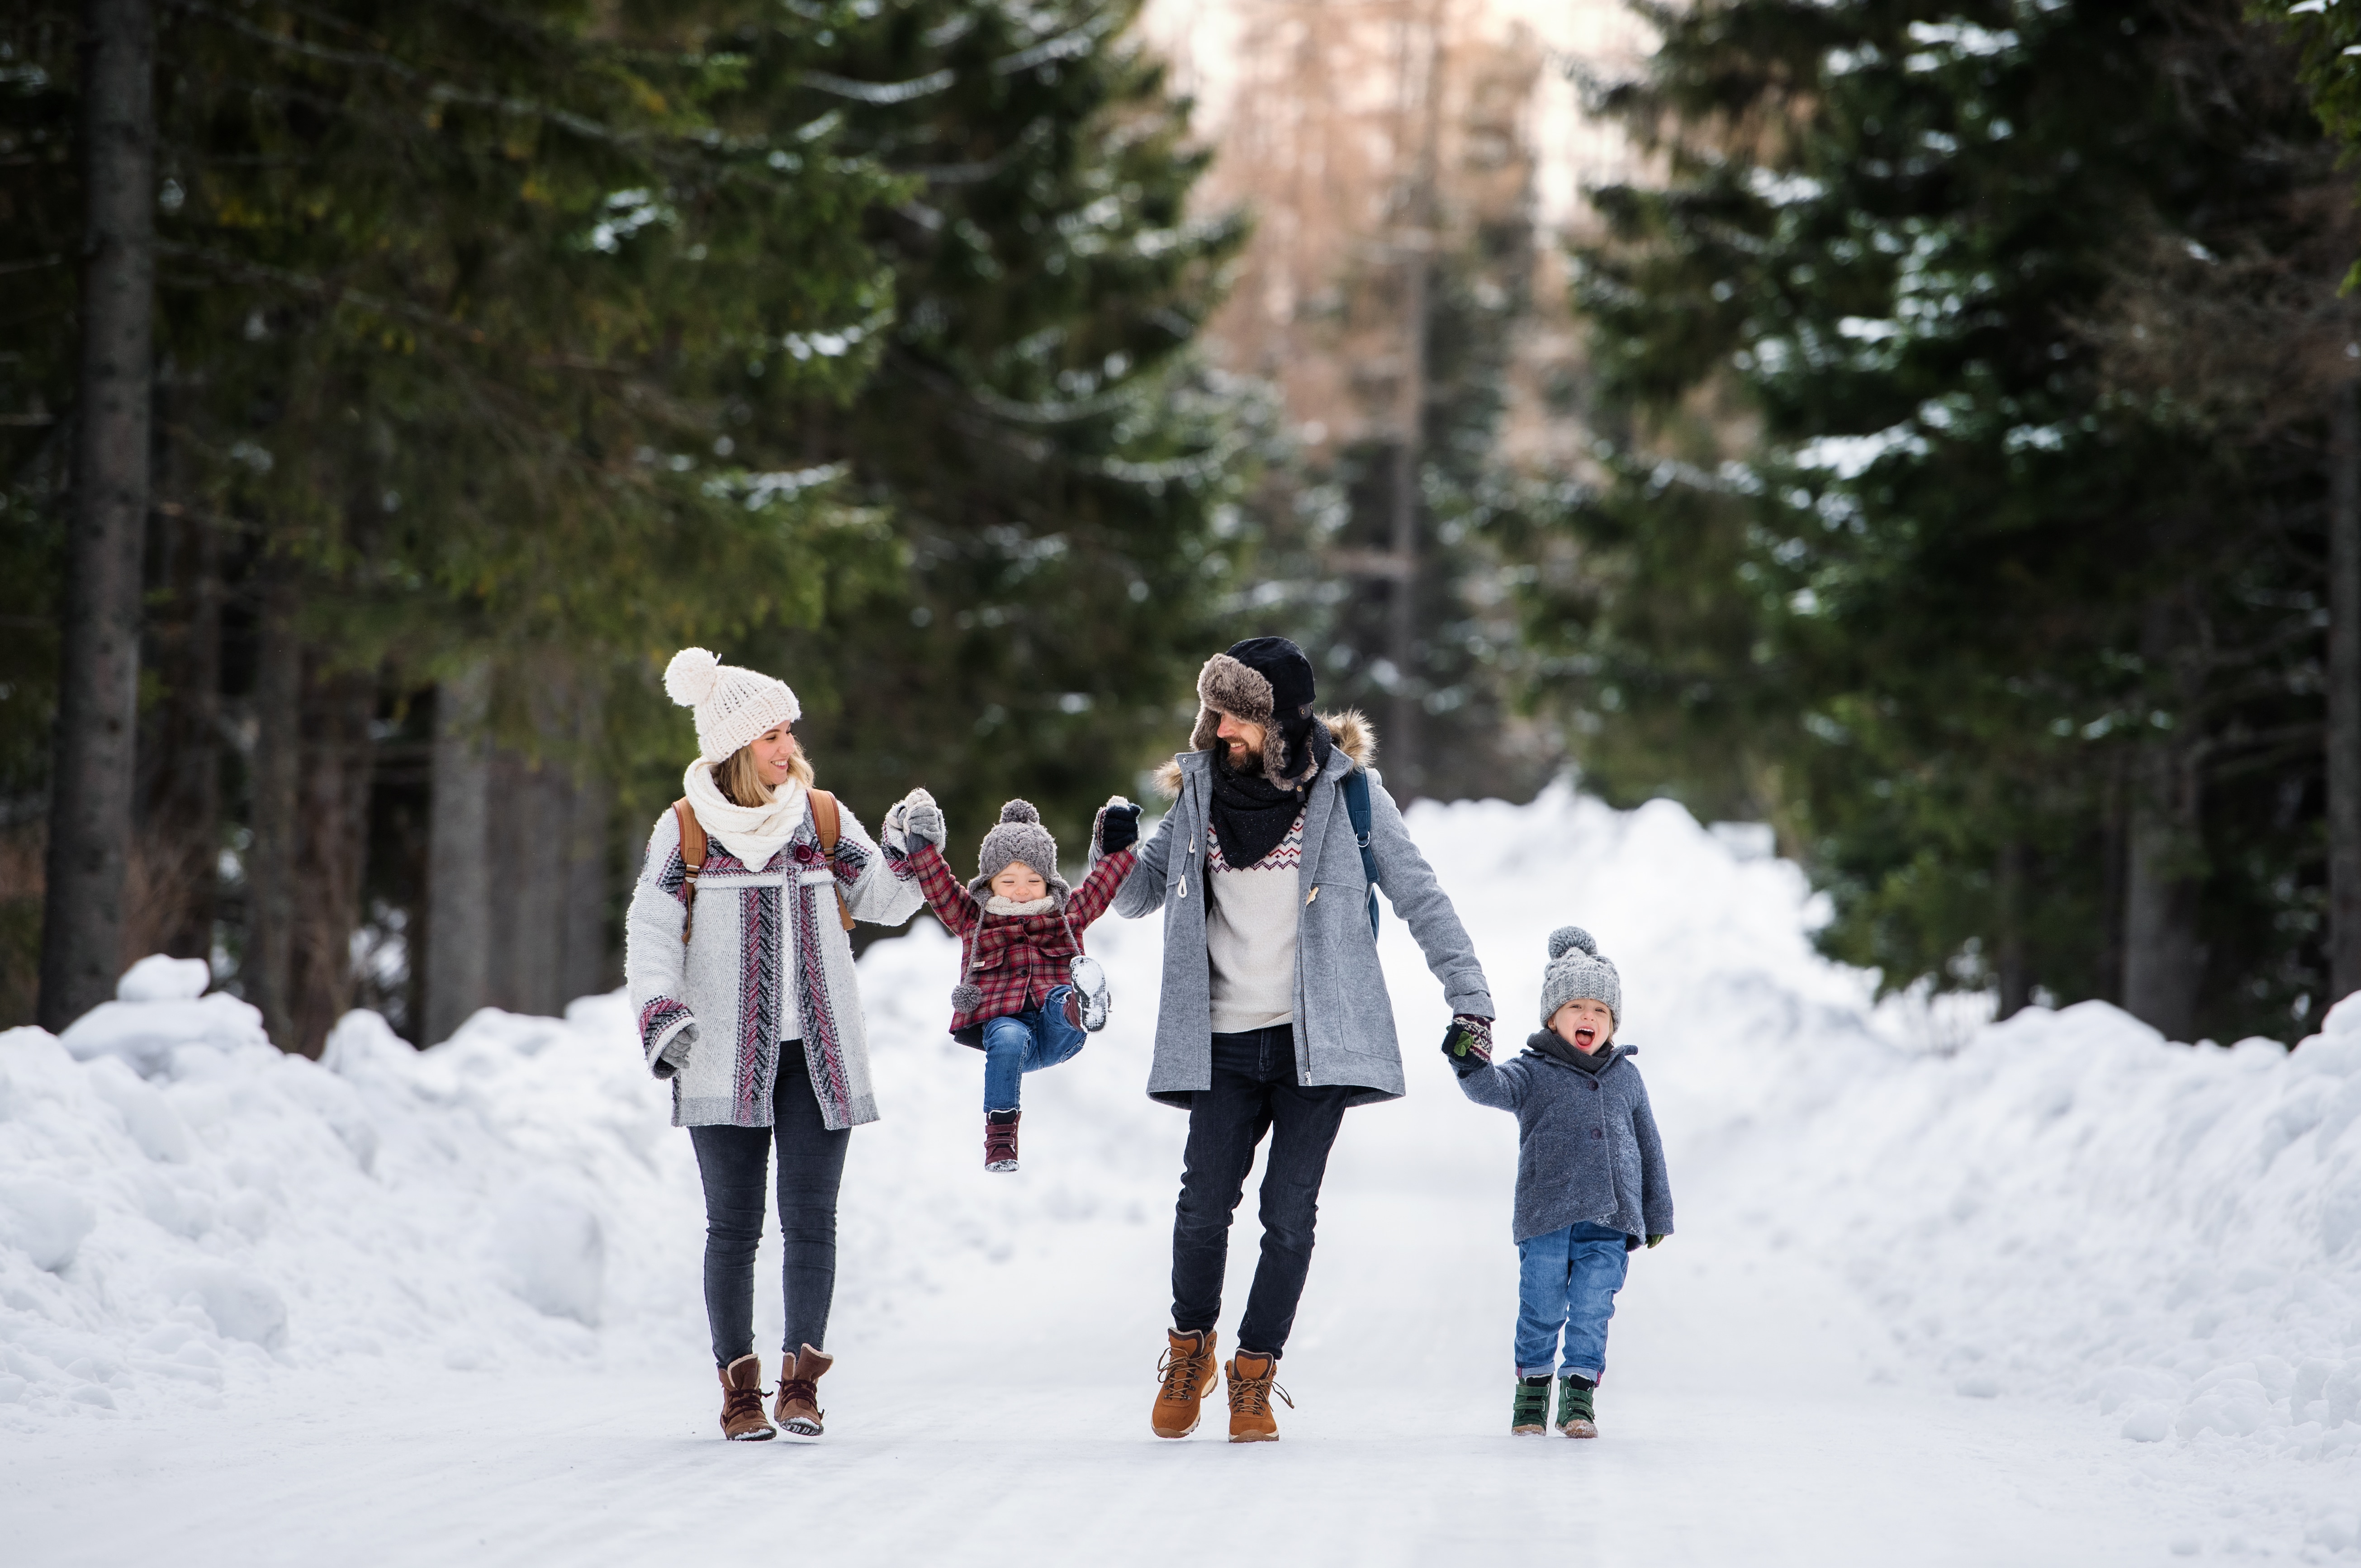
(1539, 923), (1622, 1027)
(1190, 639), (1325, 785)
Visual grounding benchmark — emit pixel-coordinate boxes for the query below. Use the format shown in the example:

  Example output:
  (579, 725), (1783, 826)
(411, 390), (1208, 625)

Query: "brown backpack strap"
(672, 799), (708, 944)
(808, 789), (855, 932)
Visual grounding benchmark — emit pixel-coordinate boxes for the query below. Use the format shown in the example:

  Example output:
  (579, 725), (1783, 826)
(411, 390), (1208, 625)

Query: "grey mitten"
(898, 787), (947, 852)
(654, 1023), (698, 1079)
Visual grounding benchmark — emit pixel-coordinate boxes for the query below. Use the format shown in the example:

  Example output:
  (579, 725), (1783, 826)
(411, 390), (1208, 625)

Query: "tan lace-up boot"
(1225, 1350), (1291, 1443)
(1151, 1328), (1219, 1438)
(774, 1343), (834, 1436)
(717, 1354), (776, 1440)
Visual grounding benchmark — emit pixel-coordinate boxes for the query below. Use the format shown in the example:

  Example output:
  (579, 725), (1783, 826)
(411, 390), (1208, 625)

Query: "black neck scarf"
(1207, 720), (1331, 867)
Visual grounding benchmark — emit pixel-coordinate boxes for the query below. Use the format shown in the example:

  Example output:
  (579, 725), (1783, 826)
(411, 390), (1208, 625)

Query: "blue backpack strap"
(1344, 768), (1380, 938)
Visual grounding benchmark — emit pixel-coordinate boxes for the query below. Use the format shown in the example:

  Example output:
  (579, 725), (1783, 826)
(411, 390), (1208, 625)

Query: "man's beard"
(1220, 740), (1263, 776)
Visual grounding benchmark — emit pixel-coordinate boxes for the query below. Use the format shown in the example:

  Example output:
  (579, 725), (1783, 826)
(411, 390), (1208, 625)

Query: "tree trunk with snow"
(2328, 379), (2361, 1006)
(37, 0), (155, 1030)
(1994, 837), (2030, 1021)
(423, 667), (491, 1046)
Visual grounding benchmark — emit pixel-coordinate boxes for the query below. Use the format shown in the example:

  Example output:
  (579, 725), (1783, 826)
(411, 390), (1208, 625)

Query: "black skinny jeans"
(1170, 1025), (1355, 1359)
(687, 1051), (849, 1369)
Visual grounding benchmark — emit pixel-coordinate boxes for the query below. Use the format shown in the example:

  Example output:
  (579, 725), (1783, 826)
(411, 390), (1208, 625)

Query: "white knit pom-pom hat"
(664, 647), (801, 764)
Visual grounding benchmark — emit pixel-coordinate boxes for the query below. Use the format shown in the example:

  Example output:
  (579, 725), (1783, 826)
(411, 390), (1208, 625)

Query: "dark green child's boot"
(1556, 1375), (1598, 1438)
(1511, 1376), (1551, 1435)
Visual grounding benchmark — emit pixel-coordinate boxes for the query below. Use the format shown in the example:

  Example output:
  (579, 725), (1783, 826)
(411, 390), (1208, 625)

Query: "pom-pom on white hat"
(1539, 924), (1621, 1027)
(664, 647), (801, 764)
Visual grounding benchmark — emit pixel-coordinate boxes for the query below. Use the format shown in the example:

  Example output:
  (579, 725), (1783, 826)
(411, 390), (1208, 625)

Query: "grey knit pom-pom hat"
(1539, 924), (1621, 1027)
(970, 800), (1071, 901)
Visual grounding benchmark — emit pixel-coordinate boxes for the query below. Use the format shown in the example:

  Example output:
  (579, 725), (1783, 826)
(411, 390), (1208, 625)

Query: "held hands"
(887, 787), (947, 854)
(1440, 1014), (1493, 1076)
(1097, 798), (1142, 855)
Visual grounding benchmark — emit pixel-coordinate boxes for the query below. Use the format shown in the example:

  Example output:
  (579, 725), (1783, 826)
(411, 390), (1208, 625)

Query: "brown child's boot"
(1225, 1350), (1291, 1443)
(1152, 1327), (1219, 1439)
(985, 1110), (1020, 1172)
(774, 1343), (834, 1436)
(717, 1354), (776, 1441)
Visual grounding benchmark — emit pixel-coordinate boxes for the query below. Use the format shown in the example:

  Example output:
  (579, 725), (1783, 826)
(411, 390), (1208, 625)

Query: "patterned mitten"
(1441, 1015), (1493, 1076)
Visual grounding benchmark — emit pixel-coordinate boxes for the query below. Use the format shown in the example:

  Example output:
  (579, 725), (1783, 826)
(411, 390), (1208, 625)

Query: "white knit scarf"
(682, 758), (809, 871)
(983, 892), (1058, 917)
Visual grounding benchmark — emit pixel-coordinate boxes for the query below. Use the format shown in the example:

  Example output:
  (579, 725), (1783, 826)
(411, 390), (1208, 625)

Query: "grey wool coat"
(1456, 1037), (1676, 1245)
(1112, 712), (1494, 1108)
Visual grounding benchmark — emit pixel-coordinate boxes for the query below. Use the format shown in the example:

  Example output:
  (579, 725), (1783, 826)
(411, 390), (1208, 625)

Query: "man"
(1113, 636), (1496, 1441)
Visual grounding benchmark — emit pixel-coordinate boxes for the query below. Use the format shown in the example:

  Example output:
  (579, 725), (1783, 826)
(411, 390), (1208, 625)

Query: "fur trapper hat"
(1539, 925), (1621, 1028)
(1188, 636), (1323, 785)
(970, 799), (1071, 902)
(664, 647), (801, 765)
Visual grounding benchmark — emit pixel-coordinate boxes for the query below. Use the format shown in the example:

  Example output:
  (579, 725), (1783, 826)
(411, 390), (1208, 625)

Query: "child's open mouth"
(1574, 1027), (1598, 1050)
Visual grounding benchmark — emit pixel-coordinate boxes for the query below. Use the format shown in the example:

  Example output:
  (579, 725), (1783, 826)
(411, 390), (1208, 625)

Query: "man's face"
(1214, 709), (1267, 771)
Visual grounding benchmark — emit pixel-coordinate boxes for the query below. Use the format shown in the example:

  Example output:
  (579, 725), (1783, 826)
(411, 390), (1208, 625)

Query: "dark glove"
(1441, 1015), (1492, 1076)
(1645, 1234), (1666, 1250)
(1098, 801), (1141, 855)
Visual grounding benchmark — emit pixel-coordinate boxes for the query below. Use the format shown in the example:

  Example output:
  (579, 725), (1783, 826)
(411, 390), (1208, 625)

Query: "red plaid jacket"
(907, 841), (1137, 1042)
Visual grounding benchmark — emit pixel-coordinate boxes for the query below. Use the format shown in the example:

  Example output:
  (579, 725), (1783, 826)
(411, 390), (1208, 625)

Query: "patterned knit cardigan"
(625, 796), (923, 1131)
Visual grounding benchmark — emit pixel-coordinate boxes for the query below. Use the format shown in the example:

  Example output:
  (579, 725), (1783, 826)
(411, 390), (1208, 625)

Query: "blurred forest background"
(3, 0), (2356, 1054)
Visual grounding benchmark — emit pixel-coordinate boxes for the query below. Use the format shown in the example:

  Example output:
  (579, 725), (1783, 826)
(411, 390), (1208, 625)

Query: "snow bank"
(0, 995), (702, 1422)
(4, 782), (2359, 1544)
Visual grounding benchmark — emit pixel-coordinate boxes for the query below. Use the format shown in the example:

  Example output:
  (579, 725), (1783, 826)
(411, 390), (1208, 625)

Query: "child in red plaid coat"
(890, 793), (1143, 1172)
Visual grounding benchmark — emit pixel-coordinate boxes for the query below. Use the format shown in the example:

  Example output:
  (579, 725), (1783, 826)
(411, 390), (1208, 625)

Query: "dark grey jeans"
(1169, 1025), (1355, 1358)
(687, 1052), (849, 1368)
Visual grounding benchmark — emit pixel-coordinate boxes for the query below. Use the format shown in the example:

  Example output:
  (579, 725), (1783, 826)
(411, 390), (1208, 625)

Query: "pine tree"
(1542, 0), (2343, 1038)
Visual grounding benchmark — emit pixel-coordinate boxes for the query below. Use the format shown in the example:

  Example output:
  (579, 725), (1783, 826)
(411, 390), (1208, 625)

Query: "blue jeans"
(1516, 1221), (1631, 1381)
(980, 989), (1087, 1112)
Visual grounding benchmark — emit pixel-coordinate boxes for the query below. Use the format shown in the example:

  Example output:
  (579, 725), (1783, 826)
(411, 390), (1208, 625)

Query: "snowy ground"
(5, 787), (2360, 1564)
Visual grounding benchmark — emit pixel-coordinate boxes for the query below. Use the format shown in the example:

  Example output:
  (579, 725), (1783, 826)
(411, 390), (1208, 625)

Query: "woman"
(626, 646), (923, 1441)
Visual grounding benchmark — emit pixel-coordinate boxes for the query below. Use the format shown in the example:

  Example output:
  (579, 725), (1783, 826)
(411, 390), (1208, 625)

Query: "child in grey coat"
(1443, 924), (1674, 1438)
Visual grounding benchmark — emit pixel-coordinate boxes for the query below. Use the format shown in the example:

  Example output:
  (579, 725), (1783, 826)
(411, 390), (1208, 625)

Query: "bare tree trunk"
(286, 668), (374, 1058)
(127, 499), (222, 966)
(423, 665), (490, 1044)
(2097, 756), (2129, 1005)
(560, 688), (612, 1005)
(490, 744), (566, 1016)
(244, 579), (303, 1047)
(2123, 740), (2205, 1042)
(1383, 0), (1446, 804)
(2328, 380), (2361, 1007)
(1994, 836), (2030, 1020)
(37, 0), (155, 1030)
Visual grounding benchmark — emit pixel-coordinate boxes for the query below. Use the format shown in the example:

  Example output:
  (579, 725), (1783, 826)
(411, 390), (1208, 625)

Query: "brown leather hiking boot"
(774, 1343), (833, 1436)
(1225, 1350), (1290, 1443)
(1152, 1327), (1218, 1438)
(985, 1111), (1020, 1172)
(717, 1354), (776, 1441)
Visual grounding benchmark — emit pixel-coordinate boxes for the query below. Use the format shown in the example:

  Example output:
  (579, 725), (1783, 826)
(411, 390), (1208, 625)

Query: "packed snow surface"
(4, 785), (2360, 1563)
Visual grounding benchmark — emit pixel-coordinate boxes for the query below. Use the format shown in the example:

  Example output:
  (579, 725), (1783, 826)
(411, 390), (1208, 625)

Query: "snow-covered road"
(6, 789), (2359, 1563)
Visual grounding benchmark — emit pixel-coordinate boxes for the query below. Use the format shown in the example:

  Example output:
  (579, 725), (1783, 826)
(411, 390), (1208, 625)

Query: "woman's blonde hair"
(715, 732), (813, 806)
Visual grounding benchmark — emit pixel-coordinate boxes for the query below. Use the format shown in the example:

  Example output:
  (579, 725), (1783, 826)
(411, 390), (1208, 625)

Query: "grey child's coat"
(1457, 1033), (1676, 1245)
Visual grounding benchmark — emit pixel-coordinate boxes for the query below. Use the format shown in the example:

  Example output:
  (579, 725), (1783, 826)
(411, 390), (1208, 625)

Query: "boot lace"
(777, 1377), (822, 1417)
(1229, 1365), (1293, 1418)
(1157, 1344), (1212, 1403)
(723, 1381), (769, 1427)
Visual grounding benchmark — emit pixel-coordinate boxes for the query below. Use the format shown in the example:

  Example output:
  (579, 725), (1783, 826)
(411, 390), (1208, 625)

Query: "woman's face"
(748, 723), (800, 786)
